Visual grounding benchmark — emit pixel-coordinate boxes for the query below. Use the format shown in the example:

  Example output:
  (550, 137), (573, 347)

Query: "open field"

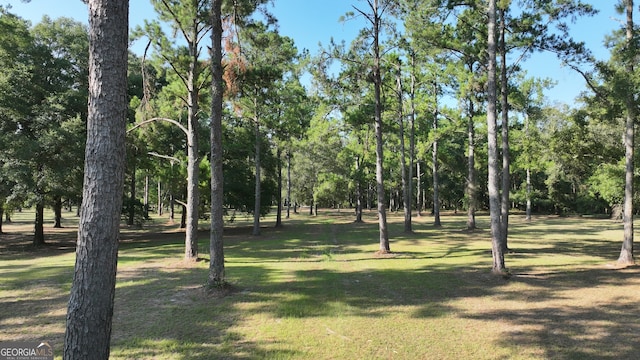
(1, 209), (639, 359)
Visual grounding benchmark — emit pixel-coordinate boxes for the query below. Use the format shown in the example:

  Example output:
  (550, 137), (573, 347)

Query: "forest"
(0, 0), (639, 358)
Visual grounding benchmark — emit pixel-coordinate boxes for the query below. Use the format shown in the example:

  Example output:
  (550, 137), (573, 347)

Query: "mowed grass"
(1, 209), (640, 359)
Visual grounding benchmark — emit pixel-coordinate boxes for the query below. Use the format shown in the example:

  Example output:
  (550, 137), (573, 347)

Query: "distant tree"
(64, 0), (128, 358)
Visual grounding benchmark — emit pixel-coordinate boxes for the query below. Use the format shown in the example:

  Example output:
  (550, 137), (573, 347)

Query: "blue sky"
(0, 0), (622, 105)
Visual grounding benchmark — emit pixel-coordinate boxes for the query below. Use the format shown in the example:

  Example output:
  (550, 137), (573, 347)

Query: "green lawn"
(1, 209), (639, 359)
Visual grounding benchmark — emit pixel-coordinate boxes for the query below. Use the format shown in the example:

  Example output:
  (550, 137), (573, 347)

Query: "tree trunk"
(372, 0), (389, 253)
(127, 163), (135, 226)
(525, 114), (532, 222)
(397, 59), (411, 233)
(618, 0), (635, 265)
(33, 199), (45, 246)
(499, 8), (510, 252)
(286, 151), (292, 219)
(64, 1), (128, 358)
(180, 204), (187, 229)
(355, 156), (363, 223)
(184, 37), (200, 262)
(144, 175), (149, 219)
(432, 91), (441, 228)
(408, 51), (417, 222)
(466, 99), (476, 230)
(416, 161), (422, 217)
(275, 147), (283, 228)
(487, 0), (506, 274)
(54, 196), (63, 228)
(0, 204), (3, 234)
(157, 181), (162, 216)
(253, 101), (261, 236)
(208, 0), (225, 287)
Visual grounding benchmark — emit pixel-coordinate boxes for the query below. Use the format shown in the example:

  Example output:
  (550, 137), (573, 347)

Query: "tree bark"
(397, 59), (411, 233)
(184, 33), (200, 262)
(372, 0), (390, 253)
(253, 97), (261, 236)
(466, 99), (476, 230)
(432, 88), (441, 228)
(275, 147), (283, 228)
(286, 151), (292, 219)
(618, 0), (635, 265)
(64, 0), (128, 358)
(54, 196), (63, 228)
(208, 0), (225, 287)
(487, 0), (506, 274)
(408, 51), (417, 222)
(33, 199), (45, 245)
(499, 8), (510, 252)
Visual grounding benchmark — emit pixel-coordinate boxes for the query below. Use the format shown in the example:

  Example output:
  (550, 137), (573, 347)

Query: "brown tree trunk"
(208, 0), (225, 287)
(54, 196), (63, 228)
(33, 198), (45, 246)
(275, 147), (283, 228)
(432, 90), (441, 228)
(371, 0), (390, 253)
(487, 0), (506, 274)
(64, 0), (128, 358)
(466, 98), (477, 230)
(618, 0), (635, 265)
(253, 102), (261, 236)
(499, 8), (510, 252)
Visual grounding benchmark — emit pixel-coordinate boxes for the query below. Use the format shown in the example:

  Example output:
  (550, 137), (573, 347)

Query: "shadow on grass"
(2, 213), (638, 358)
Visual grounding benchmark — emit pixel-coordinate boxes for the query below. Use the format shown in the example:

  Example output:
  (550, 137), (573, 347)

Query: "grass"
(1, 208), (640, 359)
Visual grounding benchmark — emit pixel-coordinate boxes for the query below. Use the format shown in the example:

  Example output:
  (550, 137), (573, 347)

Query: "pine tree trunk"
(372, 0), (389, 253)
(208, 0), (225, 287)
(408, 52), (417, 223)
(64, 1), (128, 358)
(466, 99), (477, 230)
(184, 43), (200, 262)
(432, 95), (441, 228)
(253, 101), (261, 236)
(499, 8), (510, 252)
(397, 60), (411, 233)
(286, 151), (292, 219)
(618, 0), (635, 265)
(275, 147), (283, 228)
(487, 0), (506, 274)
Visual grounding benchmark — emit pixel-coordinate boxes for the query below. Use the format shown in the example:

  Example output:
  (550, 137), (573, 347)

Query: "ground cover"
(1, 209), (639, 359)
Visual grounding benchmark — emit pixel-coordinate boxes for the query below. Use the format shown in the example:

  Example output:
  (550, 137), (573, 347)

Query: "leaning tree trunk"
(618, 0), (635, 265)
(208, 0), (225, 287)
(64, 0), (128, 358)
(487, 0), (506, 274)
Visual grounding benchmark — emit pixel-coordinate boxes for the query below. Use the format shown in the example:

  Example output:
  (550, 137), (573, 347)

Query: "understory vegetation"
(1, 209), (639, 359)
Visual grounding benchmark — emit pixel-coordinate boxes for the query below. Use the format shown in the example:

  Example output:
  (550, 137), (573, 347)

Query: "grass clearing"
(1, 209), (640, 359)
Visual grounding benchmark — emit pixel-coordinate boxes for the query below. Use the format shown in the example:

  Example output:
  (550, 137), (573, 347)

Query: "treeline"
(0, 1), (636, 260)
